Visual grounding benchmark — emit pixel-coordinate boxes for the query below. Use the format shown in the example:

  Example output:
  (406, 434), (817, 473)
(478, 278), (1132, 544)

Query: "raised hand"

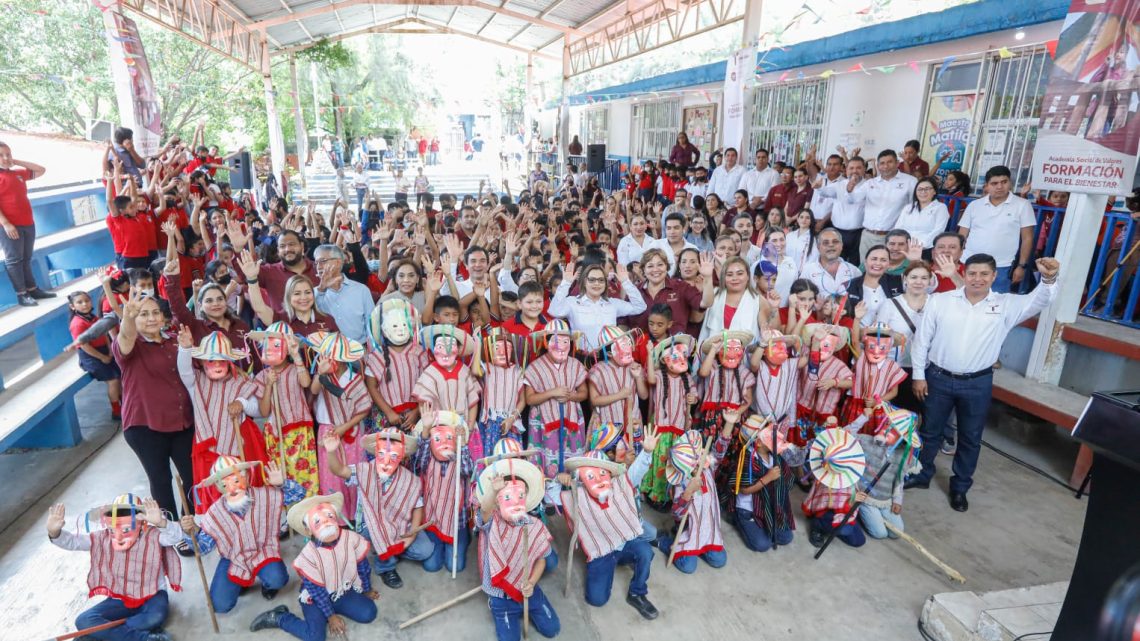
(698, 252), (716, 278)
(265, 461), (284, 486)
(161, 220), (178, 238)
(164, 255), (181, 276)
(905, 238), (924, 262)
(237, 249), (261, 281)
(1036, 257), (1060, 280)
(46, 503), (66, 538)
(934, 253), (958, 277)
(723, 406), (743, 425)
(142, 498), (165, 527)
(177, 325), (194, 349)
(641, 423), (660, 454)
(321, 432), (341, 453)
(615, 262), (629, 282)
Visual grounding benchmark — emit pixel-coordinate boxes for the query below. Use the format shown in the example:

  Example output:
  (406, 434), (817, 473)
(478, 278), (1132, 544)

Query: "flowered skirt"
(317, 423), (365, 519)
(640, 430), (678, 504)
(264, 419), (319, 502)
(527, 415), (585, 478)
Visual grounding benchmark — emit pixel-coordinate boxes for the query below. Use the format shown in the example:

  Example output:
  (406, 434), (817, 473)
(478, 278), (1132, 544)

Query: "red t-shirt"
(501, 312), (548, 341)
(0, 167), (35, 226)
(183, 156), (209, 175)
(933, 263), (965, 293)
(206, 155), (223, 177)
(177, 254), (206, 290)
(70, 314), (108, 349)
(106, 213), (154, 258)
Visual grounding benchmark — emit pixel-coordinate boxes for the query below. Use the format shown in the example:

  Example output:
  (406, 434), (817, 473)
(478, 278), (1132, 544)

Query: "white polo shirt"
(799, 258), (861, 296)
(741, 166), (780, 206)
(958, 194), (1038, 268)
(911, 281), (1056, 379)
(707, 163), (746, 202)
(861, 172), (917, 232)
(809, 174), (844, 221)
(814, 178), (867, 230)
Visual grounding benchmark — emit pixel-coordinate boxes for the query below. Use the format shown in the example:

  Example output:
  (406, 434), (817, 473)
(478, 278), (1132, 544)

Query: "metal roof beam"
(119, 0), (266, 71)
(250, 0), (582, 35)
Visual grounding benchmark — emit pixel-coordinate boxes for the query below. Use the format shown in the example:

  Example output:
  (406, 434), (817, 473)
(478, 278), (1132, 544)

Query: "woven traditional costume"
(250, 323), (319, 500)
(411, 411), (475, 574)
(310, 333), (371, 518)
(363, 299), (429, 435)
(472, 327), (525, 461)
(795, 324), (853, 449)
(523, 320), (588, 479)
(475, 456), (559, 641)
(586, 326), (643, 432)
(718, 416), (796, 552)
(840, 323), (907, 429)
(413, 324), (481, 456)
(694, 330), (756, 441)
(642, 334), (695, 505)
(658, 430), (727, 573)
(178, 331), (267, 514)
(751, 330), (801, 464)
(49, 495), (184, 641)
(191, 457), (290, 612)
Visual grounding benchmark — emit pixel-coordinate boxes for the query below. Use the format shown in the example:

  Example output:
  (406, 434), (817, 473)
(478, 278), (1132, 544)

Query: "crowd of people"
(12, 124), (1074, 641)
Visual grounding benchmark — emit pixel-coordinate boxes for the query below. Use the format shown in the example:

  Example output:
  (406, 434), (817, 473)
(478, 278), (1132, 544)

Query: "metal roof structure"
(118, 0), (750, 74)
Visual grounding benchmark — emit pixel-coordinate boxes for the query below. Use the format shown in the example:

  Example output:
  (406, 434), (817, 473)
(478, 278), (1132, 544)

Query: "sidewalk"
(0, 385), (1086, 641)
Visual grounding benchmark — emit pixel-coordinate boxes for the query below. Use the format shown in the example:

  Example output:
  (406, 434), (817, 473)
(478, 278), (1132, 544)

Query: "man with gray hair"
(799, 228), (861, 295)
(313, 244), (373, 344)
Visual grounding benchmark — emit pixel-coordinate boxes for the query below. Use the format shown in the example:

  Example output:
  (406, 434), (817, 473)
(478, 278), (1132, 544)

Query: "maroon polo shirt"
(625, 278), (702, 336)
(254, 259), (319, 314)
(112, 335), (193, 432)
(784, 184), (814, 217)
(272, 309), (339, 337)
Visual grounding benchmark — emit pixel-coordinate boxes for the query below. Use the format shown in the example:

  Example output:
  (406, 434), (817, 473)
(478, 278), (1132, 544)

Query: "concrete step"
(920, 582), (1067, 641)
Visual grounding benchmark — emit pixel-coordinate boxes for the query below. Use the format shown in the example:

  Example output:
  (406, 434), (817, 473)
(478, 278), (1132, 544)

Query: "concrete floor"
(1, 384), (1087, 641)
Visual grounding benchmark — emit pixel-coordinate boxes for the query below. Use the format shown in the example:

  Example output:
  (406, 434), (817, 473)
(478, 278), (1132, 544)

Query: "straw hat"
(665, 430), (703, 486)
(414, 409), (469, 438)
(759, 328), (801, 351)
(286, 492), (345, 537)
(699, 330), (755, 355)
(586, 422), (623, 452)
(246, 321), (296, 343)
(861, 322), (906, 346)
(566, 449), (626, 476)
(650, 332), (695, 362)
(309, 332), (365, 362)
(197, 455), (260, 490)
(491, 437), (525, 458)
(808, 428), (867, 490)
(362, 428), (418, 457)
(534, 318), (581, 343)
(191, 331), (249, 362)
(86, 493), (145, 526)
(594, 325), (637, 350)
(475, 457), (545, 513)
(801, 323), (850, 348)
(419, 324), (476, 358)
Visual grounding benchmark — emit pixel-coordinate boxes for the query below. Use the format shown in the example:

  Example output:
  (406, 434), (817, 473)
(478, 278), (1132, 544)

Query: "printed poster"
(1032, 0), (1140, 194)
(722, 46), (754, 152)
(100, 5), (163, 156)
(921, 93), (976, 181)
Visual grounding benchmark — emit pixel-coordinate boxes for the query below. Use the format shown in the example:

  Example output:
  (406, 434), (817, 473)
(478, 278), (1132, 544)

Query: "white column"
(558, 36), (571, 174)
(261, 40), (286, 180)
(525, 53), (535, 143)
(741, 0), (763, 47)
(1024, 193), (1106, 383)
(288, 54), (308, 184)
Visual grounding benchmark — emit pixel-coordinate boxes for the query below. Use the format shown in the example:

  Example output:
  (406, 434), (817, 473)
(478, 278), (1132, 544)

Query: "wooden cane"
(174, 472), (220, 634)
(882, 521), (967, 584)
(522, 525), (531, 640)
(45, 618), (126, 641)
(451, 428), (465, 580)
(271, 378), (287, 471)
(398, 586), (483, 629)
(1086, 240), (1140, 304)
(404, 521), (434, 538)
(666, 436), (713, 569)
(563, 479), (580, 598)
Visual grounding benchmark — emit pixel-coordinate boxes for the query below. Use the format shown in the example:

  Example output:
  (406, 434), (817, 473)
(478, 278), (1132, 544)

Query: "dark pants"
(913, 367), (993, 494)
(118, 255), (153, 271)
(584, 538), (653, 606)
(834, 227), (862, 266)
(812, 512), (866, 548)
(488, 586), (560, 641)
(735, 509), (793, 552)
(210, 559), (289, 613)
(279, 590), (377, 641)
(355, 187), (367, 213)
(76, 591), (168, 641)
(1, 223), (37, 293)
(123, 425), (195, 518)
(422, 528), (470, 573)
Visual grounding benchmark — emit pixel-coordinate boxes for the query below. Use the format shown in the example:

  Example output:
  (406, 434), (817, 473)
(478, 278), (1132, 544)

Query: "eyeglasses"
(585, 276), (606, 284)
(315, 257), (340, 265)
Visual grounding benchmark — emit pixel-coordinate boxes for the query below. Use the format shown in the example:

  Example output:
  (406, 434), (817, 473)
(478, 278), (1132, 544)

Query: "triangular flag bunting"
(998, 46), (1014, 59)
(820, 70), (835, 79)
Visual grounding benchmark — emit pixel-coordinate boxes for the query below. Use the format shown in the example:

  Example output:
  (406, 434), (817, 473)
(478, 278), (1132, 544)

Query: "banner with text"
(1031, 0), (1140, 195)
(722, 46), (755, 152)
(101, 7), (162, 156)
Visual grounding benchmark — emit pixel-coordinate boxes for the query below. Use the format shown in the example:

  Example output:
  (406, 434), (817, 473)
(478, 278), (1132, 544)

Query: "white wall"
(823, 70), (927, 156)
(609, 100), (632, 158)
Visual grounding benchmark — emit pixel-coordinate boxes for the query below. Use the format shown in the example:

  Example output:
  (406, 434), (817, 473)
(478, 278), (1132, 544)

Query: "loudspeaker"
(587, 144), (606, 173)
(227, 151), (253, 190)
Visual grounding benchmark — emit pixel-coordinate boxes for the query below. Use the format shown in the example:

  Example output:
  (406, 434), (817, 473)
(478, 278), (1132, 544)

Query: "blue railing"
(939, 194), (1138, 329)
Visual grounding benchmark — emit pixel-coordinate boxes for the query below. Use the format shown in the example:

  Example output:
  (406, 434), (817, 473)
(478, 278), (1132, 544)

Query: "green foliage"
(296, 40), (355, 70)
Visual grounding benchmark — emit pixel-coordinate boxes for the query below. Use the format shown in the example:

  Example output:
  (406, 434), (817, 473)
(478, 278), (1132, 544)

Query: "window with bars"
(631, 98), (682, 161)
(970, 47), (1052, 192)
(745, 79), (831, 164)
(581, 107), (610, 146)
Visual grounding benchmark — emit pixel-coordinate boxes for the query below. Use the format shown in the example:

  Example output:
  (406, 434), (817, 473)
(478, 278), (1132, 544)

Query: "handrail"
(938, 194), (1138, 328)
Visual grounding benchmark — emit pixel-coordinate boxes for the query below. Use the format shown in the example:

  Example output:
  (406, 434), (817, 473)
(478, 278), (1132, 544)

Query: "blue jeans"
(859, 504), (904, 540)
(913, 368), (993, 494)
(488, 586), (560, 641)
(279, 590), (377, 641)
(813, 512), (866, 548)
(423, 528), (470, 573)
(584, 539), (653, 605)
(735, 509), (793, 552)
(355, 187), (367, 213)
(636, 516), (657, 543)
(76, 591), (169, 641)
(210, 558), (289, 613)
(373, 530), (434, 573)
(654, 535), (727, 574)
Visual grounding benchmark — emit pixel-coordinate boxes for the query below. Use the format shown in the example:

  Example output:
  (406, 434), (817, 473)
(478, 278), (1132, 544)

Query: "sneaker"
(27, 288), (57, 299)
(808, 527), (825, 548)
(17, 294), (37, 307)
(625, 594), (659, 620)
(145, 632), (172, 641)
(940, 437), (956, 456)
(174, 539), (195, 557)
(250, 605), (289, 632)
(379, 569), (403, 589)
(261, 585), (278, 600)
